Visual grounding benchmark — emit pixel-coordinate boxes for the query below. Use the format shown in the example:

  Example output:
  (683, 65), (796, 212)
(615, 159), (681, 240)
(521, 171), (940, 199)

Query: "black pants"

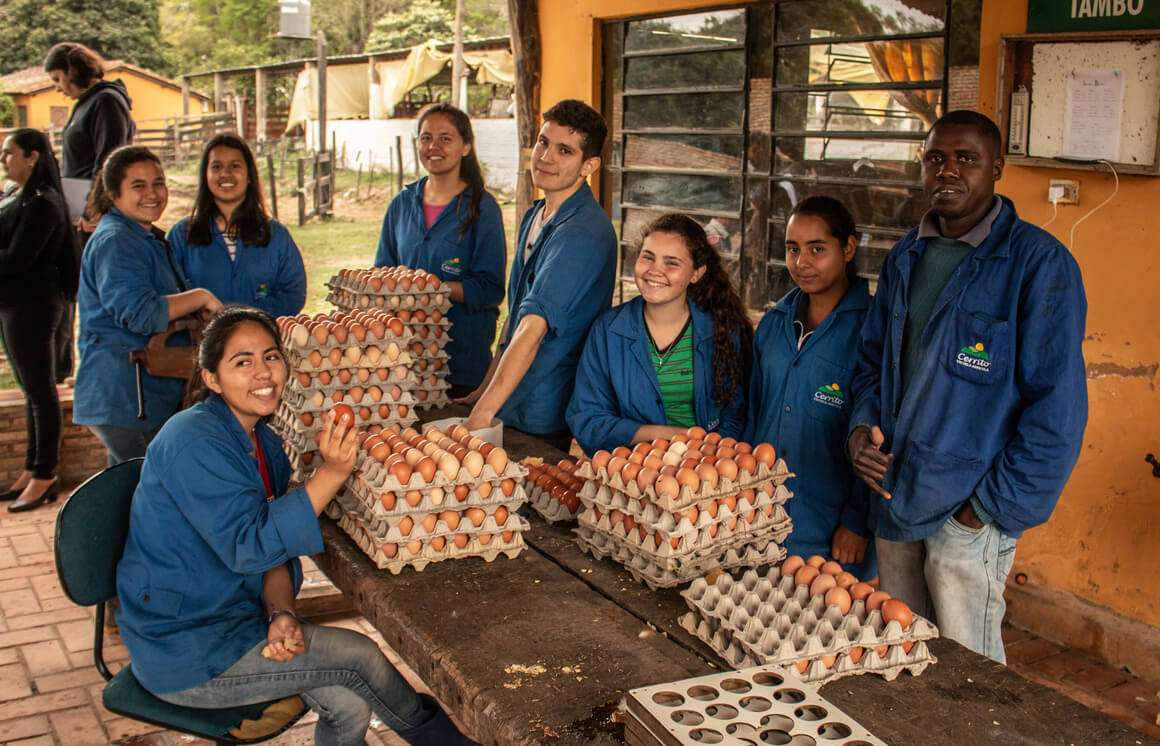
(0, 294), (63, 478)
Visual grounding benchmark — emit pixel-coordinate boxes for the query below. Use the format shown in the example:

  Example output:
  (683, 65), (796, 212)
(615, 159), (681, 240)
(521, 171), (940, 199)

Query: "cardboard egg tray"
(285, 342), (415, 373)
(326, 287), (452, 314)
(342, 474), (529, 519)
(355, 451), (526, 493)
(324, 501), (526, 574)
(290, 361), (416, 390)
(271, 400), (418, 440)
(574, 458), (792, 513)
(283, 384), (417, 414)
(625, 662), (885, 746)
(575, 524), (786, 590)
(521, 457), (591, 522)
(330, 489), (528, 542)
(678, 568), (938, 684)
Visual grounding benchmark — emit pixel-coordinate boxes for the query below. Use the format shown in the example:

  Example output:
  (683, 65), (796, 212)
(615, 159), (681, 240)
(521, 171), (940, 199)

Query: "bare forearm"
(470, 315), (547, 423)
(633, 425), (686, 444)
(165, 288), (214, 320)
(445, 280), (465, 304)
(261, 563), (296, 615)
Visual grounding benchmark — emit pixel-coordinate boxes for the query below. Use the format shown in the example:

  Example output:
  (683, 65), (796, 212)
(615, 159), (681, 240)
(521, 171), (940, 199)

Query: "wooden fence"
(131, 111), (236, 166)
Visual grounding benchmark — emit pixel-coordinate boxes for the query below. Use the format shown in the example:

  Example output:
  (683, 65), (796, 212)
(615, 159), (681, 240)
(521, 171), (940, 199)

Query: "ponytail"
(417, 102), (486, 238)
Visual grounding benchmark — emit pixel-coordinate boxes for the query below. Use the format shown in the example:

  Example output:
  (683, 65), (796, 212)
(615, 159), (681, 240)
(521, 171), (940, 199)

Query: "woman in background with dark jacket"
(0, 130), (76, 512)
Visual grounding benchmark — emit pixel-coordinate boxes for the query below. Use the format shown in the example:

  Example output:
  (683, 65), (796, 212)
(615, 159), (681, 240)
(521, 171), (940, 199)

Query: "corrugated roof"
(0, 61), (210, 100)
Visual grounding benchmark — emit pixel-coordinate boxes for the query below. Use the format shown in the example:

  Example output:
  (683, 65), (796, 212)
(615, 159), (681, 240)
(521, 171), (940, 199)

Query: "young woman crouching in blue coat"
(115, 307), (475, 746)
(746, 196), (875, 580)
(567, 213), (753, 455)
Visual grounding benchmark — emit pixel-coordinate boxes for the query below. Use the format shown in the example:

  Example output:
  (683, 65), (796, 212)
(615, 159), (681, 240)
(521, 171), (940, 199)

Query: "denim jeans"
(87, 423), (163, 467)
(156, 623), (462, 746)
(876, 516), (1017, 663)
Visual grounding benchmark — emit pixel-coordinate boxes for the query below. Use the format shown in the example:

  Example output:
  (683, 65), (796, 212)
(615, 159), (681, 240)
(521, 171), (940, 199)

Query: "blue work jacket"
(499, 183), (617, 434)
(567, 296), (745, 455)
(850, 197), (1088, 542)
(373, 178), (506, 387)
(167, 218), (306, 318)
(746, 280), (875, 579)
(116, 393), (321, 694)
(74, 208), (185, 431)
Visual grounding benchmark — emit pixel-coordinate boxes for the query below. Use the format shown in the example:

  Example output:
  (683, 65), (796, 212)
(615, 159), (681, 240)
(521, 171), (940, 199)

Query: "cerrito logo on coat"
(956, 342), (991, 372)
(441, 257), (463, 275)
(813, 382), (845, 409)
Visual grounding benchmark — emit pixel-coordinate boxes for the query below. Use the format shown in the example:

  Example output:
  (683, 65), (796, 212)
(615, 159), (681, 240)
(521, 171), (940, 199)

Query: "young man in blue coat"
(462, 100), (617, 450)
(848, 111), (1087, 662)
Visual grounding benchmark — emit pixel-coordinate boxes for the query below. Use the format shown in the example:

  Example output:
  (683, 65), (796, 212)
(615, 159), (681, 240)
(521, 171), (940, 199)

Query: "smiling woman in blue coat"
(567, 213), (753, 455)
(374, 104), (506, 394)
(168, 134), (307, 319)
(73, 147), (223, 466)
(746, 196), (876, 580)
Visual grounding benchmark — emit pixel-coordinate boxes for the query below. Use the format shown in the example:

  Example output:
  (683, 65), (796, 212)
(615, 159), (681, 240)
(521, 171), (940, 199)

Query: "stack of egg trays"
(626, 662), (885, 746)
(325, 451), (531, 574)
(521, 457), (590, 523)
(325, 273), (453, 314)
(571, 459), (793, 590)
(678, 568), (939, 684)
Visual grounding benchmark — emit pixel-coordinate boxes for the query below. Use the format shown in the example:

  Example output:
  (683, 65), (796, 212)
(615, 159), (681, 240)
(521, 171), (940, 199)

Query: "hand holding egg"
(317, 408), (359, 478)
(262, 613), (305, 662)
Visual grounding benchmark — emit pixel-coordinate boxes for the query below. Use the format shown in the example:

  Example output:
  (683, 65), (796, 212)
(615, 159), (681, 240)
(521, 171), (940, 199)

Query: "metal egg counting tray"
(625, 663), (885, 746)
(679, 568), (938, 685)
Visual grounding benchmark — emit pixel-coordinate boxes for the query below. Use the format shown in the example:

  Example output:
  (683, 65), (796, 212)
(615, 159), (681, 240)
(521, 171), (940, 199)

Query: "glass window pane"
(623, 172), (742, 213)
(626, 10), (745, 53)
(625, 49), (746, 90)
(624, 134), (744, 170)
(776, 0), (945, 42)
(774, 89), (942, 135)
(767, 182), (923, 229)
(624, 92), (745, 129)
(775, 39), (944, 87)
(772, 137), (923, 180)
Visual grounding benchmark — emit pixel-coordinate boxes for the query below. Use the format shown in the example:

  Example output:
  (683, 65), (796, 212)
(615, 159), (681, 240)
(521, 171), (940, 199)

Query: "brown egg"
(642, 455), (665, 472)
(675, 468), (700, 493)
(794, 565), (821, 588)
(403, 490), (423, 507)
(296, 371), (312, 387)
(382, 542), (398, 558)
(397, 515), (414, 536)
(420, 513), (438, 533)
(835, 572), (858, 589)
(881, 599), (913, 629)
(438, 510), (460, 531)
(300, 412), (314, 427)
(476, 481), (493, 499)
(821, 560), (843, 576)
(636, 467), (660, 489)
(847, 646), (864, 664)
(405, 539), (422, 554)
(452, 533), (469, 549)
(307, 350), (323, 368)
(687, 426), (707, 440)
(332, 324), (349, 344)
(621, 462), (642, 483)
(415, 457), (437, 483)
(866, 590), (892, 612)
(477, 533), (493, 546)
(437, 452), (460, 479)
(453, 484), (470, 502)
(379, 492), (397, 510)
(848, 582), (874, 601)
(736, 453), (757, 474)
(499, 478), (516, 497)
(327, 347), (344, 366)
(753, 443), (777, 468)
(493, 505), (509, 525)
(780, 555), (805, 577)
(611, 446), (632, 459)
(465, 508), (486, 527)
(715, 458), (739, 481)
(317, 369), (332, 385)
(806, 555), (826, 569)
(312, 325), (329, 344)
(810, 573), (837, 598)
(390, 461), (412, 484)
(607, 456), (629, 475)
(655, 474), (680, 499)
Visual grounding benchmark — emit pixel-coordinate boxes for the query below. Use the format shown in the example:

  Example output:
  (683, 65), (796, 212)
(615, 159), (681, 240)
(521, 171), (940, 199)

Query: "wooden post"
(267, 154), (279, 221)
(367, 150), (374, 198)
(181, 77), (191, 116)
(411, 136), (420, 180)
(297, 155), (307, 226)
(451, 0), (465, 108)
(255, 67), (268, 142)
(317, 33), (328, 155)
(368, 55), (382, 121)
(507, 0), (542, 221)
(213, 72), (225, 112)
(395, 136), (404, 193)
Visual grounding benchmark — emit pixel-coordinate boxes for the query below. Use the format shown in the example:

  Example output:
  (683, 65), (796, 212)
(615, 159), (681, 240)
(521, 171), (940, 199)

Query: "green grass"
(288, 217), (384, 316)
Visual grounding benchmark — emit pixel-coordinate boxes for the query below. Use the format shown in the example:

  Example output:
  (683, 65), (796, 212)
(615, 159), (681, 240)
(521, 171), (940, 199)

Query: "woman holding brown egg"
(565, 213), (752, 456)
(114, 307), (474, 746)
(0, 130), (77, 512)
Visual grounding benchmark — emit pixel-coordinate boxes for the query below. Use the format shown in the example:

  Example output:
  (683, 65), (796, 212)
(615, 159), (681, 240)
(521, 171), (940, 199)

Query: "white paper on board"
(61, 177), (91, 222)
(1062, 69), (1123, 161)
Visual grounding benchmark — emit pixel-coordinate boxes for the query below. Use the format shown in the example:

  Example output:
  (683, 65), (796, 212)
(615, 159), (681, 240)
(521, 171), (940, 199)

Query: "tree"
(161, 0), (280, 74)
(0, 0), (174, 75)
(365, 0), (455, 53)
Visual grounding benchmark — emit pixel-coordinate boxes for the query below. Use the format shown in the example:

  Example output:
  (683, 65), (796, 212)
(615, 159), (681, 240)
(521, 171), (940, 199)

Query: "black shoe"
(8, 478), (60, 513)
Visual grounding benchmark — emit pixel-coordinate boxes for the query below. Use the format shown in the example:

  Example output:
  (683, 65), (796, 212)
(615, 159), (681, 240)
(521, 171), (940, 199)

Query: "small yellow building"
(0, 61), (211, 130)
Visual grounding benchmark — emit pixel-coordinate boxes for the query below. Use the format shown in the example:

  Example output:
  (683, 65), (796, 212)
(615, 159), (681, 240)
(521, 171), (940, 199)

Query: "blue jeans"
(876, 516), (1017, 663)
(156, 623), (462, 746)
(87, 423), (163, 467)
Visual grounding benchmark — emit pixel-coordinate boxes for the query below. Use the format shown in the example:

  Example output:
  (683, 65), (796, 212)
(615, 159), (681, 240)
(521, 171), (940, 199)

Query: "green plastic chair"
(53, 458), (308, 744)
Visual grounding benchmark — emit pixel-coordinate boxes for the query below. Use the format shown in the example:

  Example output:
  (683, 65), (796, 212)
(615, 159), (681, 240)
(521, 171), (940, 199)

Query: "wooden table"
(313, 409), (1154, 745)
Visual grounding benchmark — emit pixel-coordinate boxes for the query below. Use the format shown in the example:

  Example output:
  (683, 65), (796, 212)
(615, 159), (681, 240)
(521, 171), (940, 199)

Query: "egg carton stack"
(521, 458), (592, 522)
(323, 423), (532, 573)
(678, 556), (939, 685)
(326, 267), (453, 411)
(571, 428), (794, 589)
(272, 312), (422, 480)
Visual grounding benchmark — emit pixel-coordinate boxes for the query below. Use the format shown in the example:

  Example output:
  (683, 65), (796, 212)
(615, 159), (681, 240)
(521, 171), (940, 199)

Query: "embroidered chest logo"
(813, 382), (845, 409)
(956, 342), (991, 372)
(441, 257), (463, 275)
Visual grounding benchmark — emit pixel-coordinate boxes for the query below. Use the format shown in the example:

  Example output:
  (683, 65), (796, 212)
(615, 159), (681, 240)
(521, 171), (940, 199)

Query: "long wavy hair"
(417, 102), (487, 239)
(639, 213), (754, 411)
(186, 306), (285, 406)
(185, 134), (271, 247)
(7, 129), (64, 201)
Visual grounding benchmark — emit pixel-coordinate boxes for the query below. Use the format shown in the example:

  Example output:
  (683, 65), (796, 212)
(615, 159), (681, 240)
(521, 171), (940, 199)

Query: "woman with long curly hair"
(746, 195), (876, 580)
(168, 134), (306, 318)
(566, 213), (752, 455)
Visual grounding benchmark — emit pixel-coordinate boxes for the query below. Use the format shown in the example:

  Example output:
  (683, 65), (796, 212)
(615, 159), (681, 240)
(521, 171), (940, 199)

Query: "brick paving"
(1, 488), (1158, 744)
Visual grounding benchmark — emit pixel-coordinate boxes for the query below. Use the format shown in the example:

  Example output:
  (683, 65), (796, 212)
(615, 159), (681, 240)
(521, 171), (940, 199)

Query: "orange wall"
(14, 72), (202, 129)
(980, 0), (1159, 628)
(542, 0), (1159, 630)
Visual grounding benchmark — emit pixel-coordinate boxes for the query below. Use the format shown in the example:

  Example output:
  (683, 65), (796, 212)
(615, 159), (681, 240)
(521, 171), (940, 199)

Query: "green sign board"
(1028, 0), (1160, 32)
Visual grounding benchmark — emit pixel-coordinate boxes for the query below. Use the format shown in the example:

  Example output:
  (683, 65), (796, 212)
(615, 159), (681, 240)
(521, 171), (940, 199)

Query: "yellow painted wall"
(541, 0), (1159, 629)
(13, 70), (200, 129)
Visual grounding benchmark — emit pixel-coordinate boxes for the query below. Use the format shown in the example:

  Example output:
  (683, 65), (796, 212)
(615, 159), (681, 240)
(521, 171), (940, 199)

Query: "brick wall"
(0, 392), (107, 487)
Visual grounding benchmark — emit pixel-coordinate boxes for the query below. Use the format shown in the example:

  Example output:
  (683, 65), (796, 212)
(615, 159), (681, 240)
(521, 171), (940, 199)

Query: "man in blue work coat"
(462, 100), (617, 451)
(847, 110), (1087, 663)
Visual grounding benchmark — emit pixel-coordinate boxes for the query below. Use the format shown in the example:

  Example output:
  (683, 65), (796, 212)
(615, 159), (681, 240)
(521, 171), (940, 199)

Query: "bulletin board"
(996, 31), (1160, 175)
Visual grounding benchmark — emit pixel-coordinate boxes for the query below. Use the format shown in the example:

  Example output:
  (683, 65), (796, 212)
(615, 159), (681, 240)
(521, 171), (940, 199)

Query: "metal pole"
(317, 32), (328, 154)
(267, 154), (279, 221)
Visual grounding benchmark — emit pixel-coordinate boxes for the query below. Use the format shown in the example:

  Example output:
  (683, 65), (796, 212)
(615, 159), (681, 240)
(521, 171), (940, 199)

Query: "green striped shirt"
(648, 316), (696, 428)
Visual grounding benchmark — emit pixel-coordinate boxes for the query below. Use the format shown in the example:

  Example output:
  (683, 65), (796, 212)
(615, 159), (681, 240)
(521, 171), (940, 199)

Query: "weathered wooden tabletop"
(312, 407), (1154, 745)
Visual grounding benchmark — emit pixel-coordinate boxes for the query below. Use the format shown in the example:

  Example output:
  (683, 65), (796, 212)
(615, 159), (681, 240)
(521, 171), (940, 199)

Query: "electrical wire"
(1069, 159), (1119, 250)
(1042, 199), (1059, 229)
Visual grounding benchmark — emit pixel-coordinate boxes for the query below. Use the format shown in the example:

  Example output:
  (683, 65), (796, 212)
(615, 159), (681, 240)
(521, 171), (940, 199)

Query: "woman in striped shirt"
(566, 213), (753, 455)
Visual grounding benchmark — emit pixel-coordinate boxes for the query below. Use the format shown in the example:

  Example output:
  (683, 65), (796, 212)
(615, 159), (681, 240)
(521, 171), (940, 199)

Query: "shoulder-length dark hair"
(639, 213), (754, 411)
(7, 129), (63, 201)
(789, 195), (860, 284)
(417, 102), (486, 239)
(185, 133), (270, 247)
(102, 146), (162, 199)
(186, 306), (285, 406)
(43, 42), (105, 89)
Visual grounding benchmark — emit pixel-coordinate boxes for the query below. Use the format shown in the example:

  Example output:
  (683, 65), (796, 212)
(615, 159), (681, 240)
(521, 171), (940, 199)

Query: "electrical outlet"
(1049, 179), (1079, 205)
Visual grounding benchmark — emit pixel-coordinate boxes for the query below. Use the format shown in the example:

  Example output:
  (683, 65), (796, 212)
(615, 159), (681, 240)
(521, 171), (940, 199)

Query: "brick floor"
(1, 485), (1157, 745)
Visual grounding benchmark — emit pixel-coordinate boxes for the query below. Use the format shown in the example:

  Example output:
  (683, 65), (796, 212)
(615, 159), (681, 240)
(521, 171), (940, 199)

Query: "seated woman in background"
(73, 146), (222, 465)
(374, 103), (506, 397)
(566, 213), (753, 455)
(169, 134), (306, 318)
(0, 130), (76, 512)
(116, 307), (474, 746)
(746, 195), (876, 579)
